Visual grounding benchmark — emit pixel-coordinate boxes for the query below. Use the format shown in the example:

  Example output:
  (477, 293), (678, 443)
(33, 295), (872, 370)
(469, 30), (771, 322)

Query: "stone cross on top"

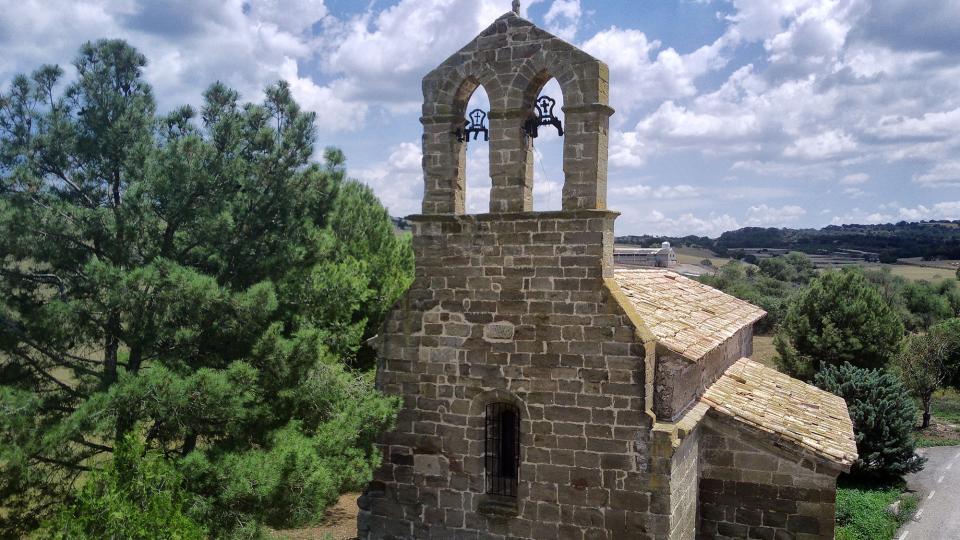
(419, 5), (613, 214)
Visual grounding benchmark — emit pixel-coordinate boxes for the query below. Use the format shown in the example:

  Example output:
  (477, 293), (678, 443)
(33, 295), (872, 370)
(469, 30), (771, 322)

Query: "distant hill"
(617, 220), (960, 261)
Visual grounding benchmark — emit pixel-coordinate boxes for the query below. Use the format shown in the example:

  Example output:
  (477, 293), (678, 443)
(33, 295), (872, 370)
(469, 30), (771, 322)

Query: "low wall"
(697, 421), (840, 540)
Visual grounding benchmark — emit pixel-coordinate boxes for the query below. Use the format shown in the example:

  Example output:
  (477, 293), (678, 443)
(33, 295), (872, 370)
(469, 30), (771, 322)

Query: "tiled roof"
(613, 268), (766, 361)
(702, 358), (858, 470)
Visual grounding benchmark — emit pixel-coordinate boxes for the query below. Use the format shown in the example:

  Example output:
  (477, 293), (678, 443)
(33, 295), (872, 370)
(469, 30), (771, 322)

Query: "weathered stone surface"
(697, 423), (840, 540)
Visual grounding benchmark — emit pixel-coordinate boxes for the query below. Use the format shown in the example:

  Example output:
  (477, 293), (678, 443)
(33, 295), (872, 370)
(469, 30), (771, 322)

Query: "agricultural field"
(672, 246), (957, 283)
(875, 264), (956, 282)
(673, 247), (732, 268)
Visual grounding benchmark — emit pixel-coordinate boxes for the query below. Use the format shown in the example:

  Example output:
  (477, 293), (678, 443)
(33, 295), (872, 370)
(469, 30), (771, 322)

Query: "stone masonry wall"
(668, 427), (699, 539)
(698, 422), (840, 540)
(357, 211), (675, 540)
(653, 326), (753, 422)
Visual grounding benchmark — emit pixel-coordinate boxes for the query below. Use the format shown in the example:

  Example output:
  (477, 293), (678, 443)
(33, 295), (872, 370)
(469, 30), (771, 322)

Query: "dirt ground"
(271, 493), (360, 540)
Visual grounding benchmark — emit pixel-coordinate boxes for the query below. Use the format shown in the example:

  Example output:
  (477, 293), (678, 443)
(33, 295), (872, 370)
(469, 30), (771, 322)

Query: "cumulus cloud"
(611, 184), (701, 199)
(841, 173), (870, 185)
(544, 0), (581, 41)
(913, 161), (960, 188)
(352, 142), (424, 216)
(745, 204), (807, 226)
(582, 27), (730, 115)
(637, 210), (741, 237)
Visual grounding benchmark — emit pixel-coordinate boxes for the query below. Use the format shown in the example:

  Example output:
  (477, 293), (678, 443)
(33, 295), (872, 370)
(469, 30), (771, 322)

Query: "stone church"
(358, 4), (857, 539)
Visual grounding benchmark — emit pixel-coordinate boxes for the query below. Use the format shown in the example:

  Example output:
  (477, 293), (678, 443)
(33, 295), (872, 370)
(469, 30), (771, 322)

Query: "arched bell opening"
(525, 77), (565, 211)
(461, 85), (493, 214)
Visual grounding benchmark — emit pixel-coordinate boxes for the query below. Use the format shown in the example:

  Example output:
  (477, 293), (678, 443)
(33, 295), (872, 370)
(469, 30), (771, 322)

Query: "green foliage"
(758, 252), (816, 284)
(895, 332), (951, 428)
(862, 268), (960, 332)
(929, 318), (960, 390)
(815, 363), (925, 478)
(699, 261), (799, 333)
(835, 482), (916, 540)
(38, 435), (206, 540)
(775, 269), (904, 380)
(0, 40), (406, 537)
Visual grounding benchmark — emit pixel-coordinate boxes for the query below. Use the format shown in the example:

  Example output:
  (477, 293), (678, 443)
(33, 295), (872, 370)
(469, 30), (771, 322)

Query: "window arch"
(485, 402), (520, 497)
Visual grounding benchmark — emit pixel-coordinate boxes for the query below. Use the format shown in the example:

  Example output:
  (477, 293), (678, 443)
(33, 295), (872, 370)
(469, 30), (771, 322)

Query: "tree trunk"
(182, 433), (198, 457)
(103, 311), (119, 386)
(922, 394), (933, 429)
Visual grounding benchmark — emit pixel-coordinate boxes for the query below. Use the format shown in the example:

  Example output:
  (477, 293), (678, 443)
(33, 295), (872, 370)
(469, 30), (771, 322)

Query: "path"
(897, 446), (960, 540)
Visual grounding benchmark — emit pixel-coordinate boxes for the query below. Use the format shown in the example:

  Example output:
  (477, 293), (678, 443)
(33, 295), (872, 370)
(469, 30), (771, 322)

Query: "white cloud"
(841, 173), (870, 185)
(783, 130), (857, 160)
(745, 204), (806, 226)
(352, 142), (423, 216)
(611, 184), (701, 199)
(639, 210), (741, 237)
(913, 161), (960, 188)
(582, 28), (730, 114)
(544, 0), (581, 41)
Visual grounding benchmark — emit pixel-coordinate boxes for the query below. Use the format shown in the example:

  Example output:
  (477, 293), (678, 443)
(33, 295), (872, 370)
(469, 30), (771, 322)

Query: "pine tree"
(0, 40), (408, 536)
(775, 269), (905, 380)
(815, 363), (925, 479)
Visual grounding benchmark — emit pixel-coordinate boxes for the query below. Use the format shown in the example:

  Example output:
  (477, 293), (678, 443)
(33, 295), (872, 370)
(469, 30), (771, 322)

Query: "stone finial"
(512, 0), (520, 15)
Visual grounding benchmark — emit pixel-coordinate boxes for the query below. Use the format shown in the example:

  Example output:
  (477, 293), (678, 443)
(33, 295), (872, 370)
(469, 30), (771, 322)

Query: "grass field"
(673, 247), (732, 268)
(750, 335), (777, 368)
(877, 264), (955, 282)
(917, 388), (960, 447)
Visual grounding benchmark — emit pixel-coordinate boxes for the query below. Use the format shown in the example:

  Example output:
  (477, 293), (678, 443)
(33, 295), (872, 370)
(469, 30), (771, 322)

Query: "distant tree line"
(618, 221), (960, 260)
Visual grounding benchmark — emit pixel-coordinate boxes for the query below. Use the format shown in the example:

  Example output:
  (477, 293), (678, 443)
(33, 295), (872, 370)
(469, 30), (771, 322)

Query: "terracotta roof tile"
(701, 358), (858, 469)
(613, 268), (766, 361)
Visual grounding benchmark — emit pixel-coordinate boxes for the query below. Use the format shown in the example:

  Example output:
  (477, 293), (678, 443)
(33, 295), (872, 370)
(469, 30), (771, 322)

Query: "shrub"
(776, 269), (904, 380)
(815, 363), (925, 478)
(38, 436), (206, 540)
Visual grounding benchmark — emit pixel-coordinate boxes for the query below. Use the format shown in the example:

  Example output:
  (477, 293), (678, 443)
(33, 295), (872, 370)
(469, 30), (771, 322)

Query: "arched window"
(485, 402), (520, 497)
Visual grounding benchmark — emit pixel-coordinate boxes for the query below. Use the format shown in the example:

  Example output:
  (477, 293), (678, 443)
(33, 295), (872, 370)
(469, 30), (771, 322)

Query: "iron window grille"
(485, 402), (520, 497)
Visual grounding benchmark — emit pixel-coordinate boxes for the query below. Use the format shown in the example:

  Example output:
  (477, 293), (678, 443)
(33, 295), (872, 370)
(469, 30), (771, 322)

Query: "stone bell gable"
(358, 5), (856, 540)
(419, 9), (612, 215)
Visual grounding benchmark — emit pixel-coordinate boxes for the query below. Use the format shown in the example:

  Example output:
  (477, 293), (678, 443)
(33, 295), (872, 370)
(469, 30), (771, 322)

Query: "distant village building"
(358, 5), (857, 539)
(615, 242), (678, 268)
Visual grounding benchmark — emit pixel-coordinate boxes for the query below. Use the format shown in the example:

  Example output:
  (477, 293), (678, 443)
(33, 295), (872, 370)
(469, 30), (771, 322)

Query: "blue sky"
(2, 0), (959, 237)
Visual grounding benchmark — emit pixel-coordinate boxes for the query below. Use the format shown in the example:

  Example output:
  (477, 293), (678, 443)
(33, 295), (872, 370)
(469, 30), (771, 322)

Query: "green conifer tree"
(0, 40), (407, 536)
(775, 269), (904, 380)
(815, 363), (925, 479)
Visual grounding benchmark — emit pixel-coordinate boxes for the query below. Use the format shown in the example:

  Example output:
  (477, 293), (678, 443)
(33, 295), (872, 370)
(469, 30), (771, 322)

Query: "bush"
(776, 270), (904, 380)
(38, 436), (206, 540)
(815, 363), (925, 478)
